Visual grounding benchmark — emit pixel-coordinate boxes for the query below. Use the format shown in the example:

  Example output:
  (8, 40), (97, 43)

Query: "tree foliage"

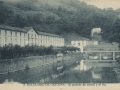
(0, 44), (79, 60)
(0, 0), (120, 43)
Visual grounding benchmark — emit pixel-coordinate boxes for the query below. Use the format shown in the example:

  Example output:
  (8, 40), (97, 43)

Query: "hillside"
(0, 0), (120, 44)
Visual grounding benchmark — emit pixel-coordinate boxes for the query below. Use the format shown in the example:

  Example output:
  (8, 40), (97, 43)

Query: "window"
(5, 37), (7, 42)
(31, 34), (33, 38)
(20, 38), (21, 43)
(15, 32), (17, 37)
(15, 38), (17, 43)
(28, 34), (30, 41)
(11, 38), (12, 43)
(78, 43), (80, 46)
(20, 32), (21, 37)
(11, 31), (12, 36)
(5, 30), (7, 36)
(32, 38), (33, 42)
(24, 39), (25, 45)
(41, 36), (43, 39)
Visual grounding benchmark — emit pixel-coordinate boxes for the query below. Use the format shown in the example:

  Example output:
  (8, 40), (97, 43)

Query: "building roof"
(24, 27), (33, 32)
(83, 44), (120, 52)
(79, 37), (90, 40)
(84, 44), (119, 48)
(0, 25), (63, 38)
(72, 37), (90, 41)
(36, 31), (62, 38)
(0, 24), (26, 32)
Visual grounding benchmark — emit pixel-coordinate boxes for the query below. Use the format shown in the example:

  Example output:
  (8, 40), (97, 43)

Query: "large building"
(0, 25), (64, 47)
(71, 37), (98, 52)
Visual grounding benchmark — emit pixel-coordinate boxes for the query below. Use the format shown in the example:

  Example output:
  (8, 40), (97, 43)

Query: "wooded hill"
(0, 0), (120, 44)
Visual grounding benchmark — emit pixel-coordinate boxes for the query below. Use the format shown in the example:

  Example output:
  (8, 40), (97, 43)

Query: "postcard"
(0, 0), (120, 90)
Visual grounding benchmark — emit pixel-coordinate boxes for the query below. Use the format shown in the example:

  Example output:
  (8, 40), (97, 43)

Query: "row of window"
(0, 30), (26, 37)
(0, 30), (63, 41)
(4, 38), (25, 43)
(0, 29), (64, 47)
(0, 37), (64, 46)
(28, 34), (63, 41)
(1, 37), (63, 43)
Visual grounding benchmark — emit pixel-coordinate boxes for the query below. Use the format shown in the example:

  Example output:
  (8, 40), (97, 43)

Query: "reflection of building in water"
(91, 70), (102, 80)
(79, 59), (117, 71)
(80, 60), (92, 71)
(83, 44), (120, 60)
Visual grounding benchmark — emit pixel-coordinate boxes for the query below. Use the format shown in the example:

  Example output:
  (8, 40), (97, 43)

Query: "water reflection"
(3, 79), (21, 84)
(91, 68), (102, 80)
(73, 60), (120, 83)
(1, 59), (120, 83)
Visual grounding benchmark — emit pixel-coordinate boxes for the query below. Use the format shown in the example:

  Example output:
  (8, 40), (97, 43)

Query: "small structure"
(71, 37), (98, 52)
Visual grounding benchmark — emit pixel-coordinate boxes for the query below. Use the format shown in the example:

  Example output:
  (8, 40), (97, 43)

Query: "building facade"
(0, 25), (64, 47)
(71, 38), (98, 52)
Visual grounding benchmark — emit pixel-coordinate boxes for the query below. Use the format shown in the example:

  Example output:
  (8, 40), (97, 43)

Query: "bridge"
(83, 44), (120, 60)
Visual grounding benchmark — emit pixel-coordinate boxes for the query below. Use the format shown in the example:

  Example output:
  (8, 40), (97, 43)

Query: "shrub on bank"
(0, 45), (54, 59)
(0, 45), (79, 60)
(61, 46), (79, 54)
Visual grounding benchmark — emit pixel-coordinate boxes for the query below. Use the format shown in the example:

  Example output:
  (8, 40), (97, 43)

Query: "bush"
(0, 44), (79, 60)
(0, 45), (61, 59)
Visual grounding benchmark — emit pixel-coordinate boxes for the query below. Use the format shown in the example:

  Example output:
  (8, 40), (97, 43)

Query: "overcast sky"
(80, 0), (120, 10)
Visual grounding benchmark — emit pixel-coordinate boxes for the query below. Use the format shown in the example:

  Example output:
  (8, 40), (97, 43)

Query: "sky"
(79, 0), (120, 10)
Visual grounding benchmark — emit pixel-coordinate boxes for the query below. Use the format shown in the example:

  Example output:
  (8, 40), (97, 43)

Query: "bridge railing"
(83, 51), (120, 60)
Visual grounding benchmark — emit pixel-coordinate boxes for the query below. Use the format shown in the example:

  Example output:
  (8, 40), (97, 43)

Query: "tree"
(108, 19), (120, 43)
(14, 44), (22, 57)
(11, 14), (27, 27)
(0, 1), (13, 24)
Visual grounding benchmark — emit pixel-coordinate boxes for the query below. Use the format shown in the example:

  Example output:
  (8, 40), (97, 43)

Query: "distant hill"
(0, 0), (120, 44)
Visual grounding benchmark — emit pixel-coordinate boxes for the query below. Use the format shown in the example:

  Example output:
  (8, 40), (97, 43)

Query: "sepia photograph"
(0, 0), (120, 89)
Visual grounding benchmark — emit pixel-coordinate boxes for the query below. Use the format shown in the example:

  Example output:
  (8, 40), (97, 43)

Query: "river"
(0, 59), (120, 84)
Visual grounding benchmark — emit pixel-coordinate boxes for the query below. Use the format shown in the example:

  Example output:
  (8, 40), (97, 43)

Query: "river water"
(1, 59), (120, 84)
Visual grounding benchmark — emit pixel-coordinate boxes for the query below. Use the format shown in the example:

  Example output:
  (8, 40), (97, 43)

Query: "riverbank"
(0, 52), (82, 75)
